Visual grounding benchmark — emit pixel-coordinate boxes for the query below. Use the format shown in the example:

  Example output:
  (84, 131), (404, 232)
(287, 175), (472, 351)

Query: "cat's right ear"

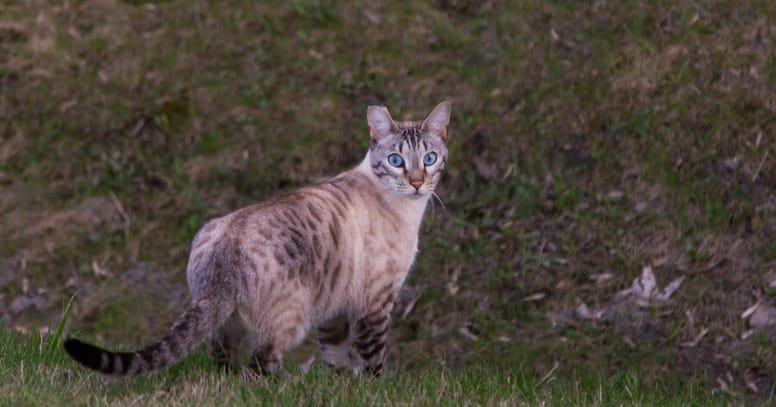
(367, 106), (396, 141)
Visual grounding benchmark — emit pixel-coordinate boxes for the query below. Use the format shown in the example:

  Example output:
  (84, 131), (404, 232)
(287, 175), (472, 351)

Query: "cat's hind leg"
(210, 312), (249, 370)
(248, 330), (306, 377)
(246, 298), (310, 376)
(248, 343), (284, 376)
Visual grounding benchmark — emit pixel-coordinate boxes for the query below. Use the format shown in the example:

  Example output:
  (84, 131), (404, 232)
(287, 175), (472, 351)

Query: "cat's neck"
(354, 151), (430, 228)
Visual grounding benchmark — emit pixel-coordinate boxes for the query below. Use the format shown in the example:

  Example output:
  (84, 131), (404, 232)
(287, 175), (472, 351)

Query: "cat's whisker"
(431, 191), (446, 212)
(427, 193), (436, 218)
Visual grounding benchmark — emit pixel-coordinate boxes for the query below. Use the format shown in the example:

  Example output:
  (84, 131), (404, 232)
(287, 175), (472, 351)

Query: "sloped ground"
(2, 0), (775, 401)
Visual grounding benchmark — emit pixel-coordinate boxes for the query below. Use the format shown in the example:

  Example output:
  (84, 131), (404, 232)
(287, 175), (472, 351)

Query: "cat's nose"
(410, 180), (424, 189)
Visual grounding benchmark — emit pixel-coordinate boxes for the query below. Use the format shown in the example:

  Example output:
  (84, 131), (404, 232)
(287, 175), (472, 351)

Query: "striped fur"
(64, 101), (451, 377)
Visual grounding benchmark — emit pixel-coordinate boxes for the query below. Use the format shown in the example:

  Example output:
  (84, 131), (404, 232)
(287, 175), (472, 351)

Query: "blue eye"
(423, 152), (437, 166)
(387, 153), (405, 168)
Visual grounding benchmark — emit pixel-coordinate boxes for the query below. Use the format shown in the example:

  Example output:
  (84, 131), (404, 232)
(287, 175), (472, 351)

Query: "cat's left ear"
(421, 101), (451, 142)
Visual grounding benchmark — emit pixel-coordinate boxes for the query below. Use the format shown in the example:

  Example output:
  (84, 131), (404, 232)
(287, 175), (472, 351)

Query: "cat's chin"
(398, 189), (432, 199)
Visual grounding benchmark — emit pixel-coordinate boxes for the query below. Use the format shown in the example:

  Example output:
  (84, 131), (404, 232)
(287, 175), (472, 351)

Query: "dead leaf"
(128, 118), (146, 138)
(10, 294), (47, 314)
(554, 278), (574, 291)
(91, 259), (109, 277)
(680, 327), (708, 347)
(67, 25), (81, 39)
(719, 157), (739, 171)
(607, 190), (625, 201)
(741, 300), (761, 320)
(629, 266), (684, 307)
(656, 276), (685, 301)
(575, 303), (604, 320)
(685, 309), (696, 327)
(575, 303), (594, 320)
(59, 99), (78, 113)
(591, 273), (615, 284)
(746, 379), (759, 393)
(521, 292), (546, 302)
(741, 329), (755, 340)
(750, 304), (776, 329)
(753, 150), (769, 182)
(361, 9), (380, 25)
(447, 268), (460, 296)
(631, 266), (657, 307)
(458, 325), (478, 341)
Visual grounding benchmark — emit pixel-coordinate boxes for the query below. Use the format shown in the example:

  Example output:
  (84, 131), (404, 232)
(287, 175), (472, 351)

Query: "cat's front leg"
(354, 305), (393, 377)
(317, 315), (361, 374)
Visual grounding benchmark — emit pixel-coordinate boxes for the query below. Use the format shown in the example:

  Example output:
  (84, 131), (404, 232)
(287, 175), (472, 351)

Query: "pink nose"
(410, 180), (424, 189)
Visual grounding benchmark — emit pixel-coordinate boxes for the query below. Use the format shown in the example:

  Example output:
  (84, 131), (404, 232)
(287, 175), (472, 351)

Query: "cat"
(64, 101), (451, 378)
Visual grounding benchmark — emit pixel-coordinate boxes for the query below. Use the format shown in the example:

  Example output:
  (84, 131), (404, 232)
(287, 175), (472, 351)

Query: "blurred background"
(1, 0), (775, 399)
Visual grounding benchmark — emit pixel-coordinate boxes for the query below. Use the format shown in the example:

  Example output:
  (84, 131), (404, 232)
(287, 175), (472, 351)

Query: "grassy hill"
(1, 0), (775, 404)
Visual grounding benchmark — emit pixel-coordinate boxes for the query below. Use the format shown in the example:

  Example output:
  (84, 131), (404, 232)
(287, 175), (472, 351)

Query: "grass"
(0, 318), (735, 406)
(2, 0), (776, 404)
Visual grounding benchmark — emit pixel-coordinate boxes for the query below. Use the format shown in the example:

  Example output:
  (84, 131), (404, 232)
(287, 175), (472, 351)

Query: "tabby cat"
(64, 101), (452, 377)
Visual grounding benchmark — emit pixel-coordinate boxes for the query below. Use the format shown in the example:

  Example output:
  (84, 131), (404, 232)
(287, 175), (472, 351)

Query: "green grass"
(0, 320), (734, 406)
(2, 0), (776, 403)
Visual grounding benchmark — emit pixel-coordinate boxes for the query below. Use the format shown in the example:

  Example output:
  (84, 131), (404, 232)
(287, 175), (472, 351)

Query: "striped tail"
(64, 293), (234, 376)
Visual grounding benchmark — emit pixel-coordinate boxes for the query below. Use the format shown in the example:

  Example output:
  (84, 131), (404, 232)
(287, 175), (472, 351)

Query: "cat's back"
(185, 172), (376, 292)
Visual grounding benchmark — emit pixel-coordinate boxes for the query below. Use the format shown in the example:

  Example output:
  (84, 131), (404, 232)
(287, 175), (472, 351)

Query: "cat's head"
(366, 101), (451, 198)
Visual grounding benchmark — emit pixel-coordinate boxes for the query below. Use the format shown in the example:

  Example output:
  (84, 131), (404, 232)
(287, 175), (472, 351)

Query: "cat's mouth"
(404, 187), (429, 198)
(395, 181), (431, 197)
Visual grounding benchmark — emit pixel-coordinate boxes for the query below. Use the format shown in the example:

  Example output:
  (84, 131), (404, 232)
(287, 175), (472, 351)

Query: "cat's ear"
(367, 106), (397, 141)
(421, 101), (451, 142)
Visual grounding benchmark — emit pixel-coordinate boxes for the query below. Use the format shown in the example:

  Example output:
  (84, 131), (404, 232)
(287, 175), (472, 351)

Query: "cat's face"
(367, 102), (451, 198)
